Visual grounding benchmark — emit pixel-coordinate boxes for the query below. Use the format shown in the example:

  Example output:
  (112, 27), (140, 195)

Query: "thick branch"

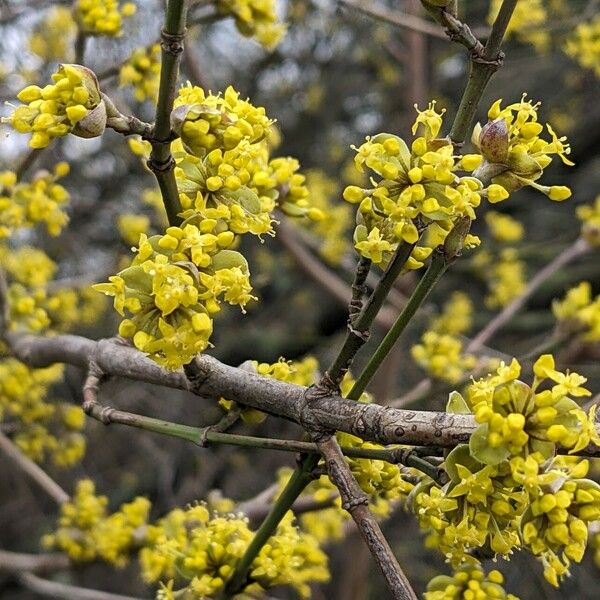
(5, 333), (600, 455)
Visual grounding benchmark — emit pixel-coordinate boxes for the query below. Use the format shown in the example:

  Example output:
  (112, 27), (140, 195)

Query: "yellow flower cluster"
(0, 164), (70, 237)
(5, 64), (106, 148)
(413, 353), (600, 586)
(0, 245), (56, 287)
(117, 213), (151, 246)
(431, 291), (474, 335)
(343, 102), (483, 268)
(74, 0), (136, 36)
(94, 225), (254, 369)
(216, 0), (287, 50)
(520, 459), (600, 586)
(411, 292), (476, 383)
(0, 359), (86, 467)
(577, 195), (600, 246)
(140, 504), (328, 598)
(44, 480), (150, 565)
(170, 85), (319, 234)
(411, 331), (477, 383)
(425, 564), (518, 600)
(564, 15), (600, 77)
(479, 248), (527, 309)
(485, 211), (524, 243)
(466, 355), (597, 464)
(173, 85), (273, 157)
(472, 96), (573, 201)
(488, 0), (548, 52)
(29, 7), (76, 61)
(0, 240), (106, 334)
(119, 44), (161, 102)
(115, 86), (321, 368)
(301, 170), (353, 265)
(553, 281), (600, 342)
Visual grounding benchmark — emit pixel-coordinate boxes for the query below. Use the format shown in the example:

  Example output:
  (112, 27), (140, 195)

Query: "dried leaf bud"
(443, 216), (472, 260)
(72, 99), (107, 138)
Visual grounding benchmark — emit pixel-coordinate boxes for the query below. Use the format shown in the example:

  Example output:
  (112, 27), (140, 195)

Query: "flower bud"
(479, 118), (509, 163)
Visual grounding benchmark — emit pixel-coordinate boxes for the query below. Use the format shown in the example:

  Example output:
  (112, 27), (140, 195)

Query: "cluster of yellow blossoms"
(171, 85), (320, 233)
(0, 241), (105, 334)
(94, 225), (252, 369)
(108, 85), (322, 368)
(119, 44), (161, 102)
(578, 195), (600, 247)
(3, 64), (105, 149)
(0, 164), (70, 238)
(411, 292), (476, 383)
(29, 7), (76, 62)
(0, 360), (86, 467)
(413, 355), (600, 587)
(343, 102), (482, 268)
(472, 212), (526, 309)
(74, 0), (136, 36)
(146, 505), (328, 599)
(46, 482), (328, 598)
(425, 564), (518, 600)
(44, 480), (150, 564)
(217, 0), (287, 50)
(553, 281), (600, 343)
(472, 95), (573, 201)
(564, 15), (600, 77)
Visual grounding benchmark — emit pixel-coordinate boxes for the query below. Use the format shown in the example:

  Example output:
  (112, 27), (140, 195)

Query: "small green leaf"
(212, 250), (249, 272)
(444, 444), (483, 483)
(469, 424), (510, 465)
(446, 391), (471, 414)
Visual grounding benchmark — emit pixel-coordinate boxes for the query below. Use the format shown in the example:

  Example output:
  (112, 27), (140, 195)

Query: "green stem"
(86, 399), (444, 465)
(149, 0), (189, 226)
(449, 0), (519, 144)
(218, 454), (320, 599)
(325, 242), (416, 388)
(348, 251), (448, 400)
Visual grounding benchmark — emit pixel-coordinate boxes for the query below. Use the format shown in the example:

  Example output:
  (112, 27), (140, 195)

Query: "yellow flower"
(4, 65), (104, 148)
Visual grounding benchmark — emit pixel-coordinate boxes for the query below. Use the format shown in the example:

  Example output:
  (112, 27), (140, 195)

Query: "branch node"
(471, 50), (505, 68)
(347, 321), (370, 343)
(146, 155), (175, 174)
(161, 28), (186, 55)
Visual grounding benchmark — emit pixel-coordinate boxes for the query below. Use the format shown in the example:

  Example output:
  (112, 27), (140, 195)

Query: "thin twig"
(317, 436), (417, 600)
(0, 550), (69, 575)
(467, 238), (590, 353)
(0, 431), (70, 505)
(18, 572), (144, 600)
(339, 0), (446, 39)
(148, 0), (189, 226)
